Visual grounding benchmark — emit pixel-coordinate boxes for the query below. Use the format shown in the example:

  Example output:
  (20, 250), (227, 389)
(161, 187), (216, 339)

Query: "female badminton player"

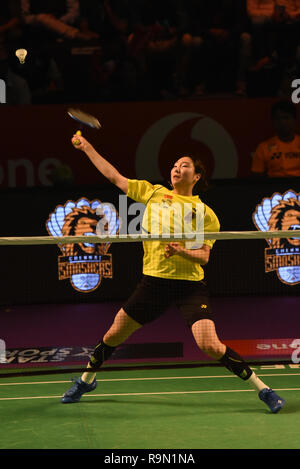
(61, 134), (285, 413)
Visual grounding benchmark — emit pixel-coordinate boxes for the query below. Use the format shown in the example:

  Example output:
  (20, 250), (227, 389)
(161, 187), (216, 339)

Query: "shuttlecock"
(15, 49), (28, 64)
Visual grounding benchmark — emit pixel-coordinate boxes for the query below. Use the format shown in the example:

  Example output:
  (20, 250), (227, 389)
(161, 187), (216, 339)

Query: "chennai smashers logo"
(253, 190), (300, 285)
(46, 198), (119, 292)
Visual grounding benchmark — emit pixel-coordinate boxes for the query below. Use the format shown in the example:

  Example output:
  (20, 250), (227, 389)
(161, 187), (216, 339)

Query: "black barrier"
(0, 177), (299, 305)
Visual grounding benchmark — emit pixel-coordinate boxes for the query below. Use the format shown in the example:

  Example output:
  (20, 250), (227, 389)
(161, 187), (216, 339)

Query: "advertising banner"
(1, 98), (298, 188)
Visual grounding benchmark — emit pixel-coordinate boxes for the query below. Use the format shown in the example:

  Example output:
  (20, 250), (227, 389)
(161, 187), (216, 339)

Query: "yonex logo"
(0, 79), (6, 104)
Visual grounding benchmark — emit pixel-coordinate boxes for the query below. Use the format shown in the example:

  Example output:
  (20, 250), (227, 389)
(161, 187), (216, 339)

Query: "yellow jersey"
(127, 179), (220, 281)
(252, 135), (300, 177)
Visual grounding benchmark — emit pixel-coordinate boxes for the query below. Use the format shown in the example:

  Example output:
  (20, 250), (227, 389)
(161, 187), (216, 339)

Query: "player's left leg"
(191, 319), (285, 413)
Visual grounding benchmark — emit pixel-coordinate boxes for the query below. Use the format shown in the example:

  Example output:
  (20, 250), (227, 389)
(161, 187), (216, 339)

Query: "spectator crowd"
(1, 0), (300, 104)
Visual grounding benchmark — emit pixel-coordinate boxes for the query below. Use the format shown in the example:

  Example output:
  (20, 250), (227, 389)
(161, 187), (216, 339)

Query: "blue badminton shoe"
(61, 377), (97, 403)
(258, 388), (285, 413)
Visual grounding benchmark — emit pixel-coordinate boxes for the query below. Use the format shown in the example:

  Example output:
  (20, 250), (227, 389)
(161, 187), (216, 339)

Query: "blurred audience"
(1, 0), (300, 103)
(21, 0), (82, 41)
(247, 0), (300, 96)
(77, 0), (137, 101)
(127, 0), (185, 99)
(251, 100), (300, 178)
(179, 0), (252, 97)
(0, 0), (31, 104)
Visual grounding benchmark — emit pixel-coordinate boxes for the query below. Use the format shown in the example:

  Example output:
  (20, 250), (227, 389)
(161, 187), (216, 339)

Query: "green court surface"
(0, 365), (299, 449)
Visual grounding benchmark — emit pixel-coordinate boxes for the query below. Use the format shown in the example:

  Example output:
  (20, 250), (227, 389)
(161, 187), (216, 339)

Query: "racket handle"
(73, 130), (82, 146)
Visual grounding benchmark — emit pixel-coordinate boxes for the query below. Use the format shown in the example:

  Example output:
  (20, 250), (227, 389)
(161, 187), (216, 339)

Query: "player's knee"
(103, 331), (125, 347)
(103, 309), (141, 346)
(199, 342), (225, 359)
(103, 324), (139, 346)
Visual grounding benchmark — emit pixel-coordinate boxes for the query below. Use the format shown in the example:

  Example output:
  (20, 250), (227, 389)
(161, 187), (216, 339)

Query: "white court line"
(0, 387), (300, 401)
(0, 372), (299, 386)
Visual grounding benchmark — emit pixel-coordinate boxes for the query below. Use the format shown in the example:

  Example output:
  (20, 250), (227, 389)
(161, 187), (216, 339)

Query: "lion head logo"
(46, 198), (119, 292)
(253, 190), (300, 285)
(268, 199), (300, 248)
(61, 206), (109, 256)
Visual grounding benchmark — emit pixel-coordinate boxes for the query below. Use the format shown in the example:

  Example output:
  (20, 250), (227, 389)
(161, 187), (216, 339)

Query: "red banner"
(226, 338), (300, 360)
(1, 98), (298, 188)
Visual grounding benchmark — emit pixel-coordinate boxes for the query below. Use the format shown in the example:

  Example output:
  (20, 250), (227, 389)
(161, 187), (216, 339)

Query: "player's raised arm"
(71, 134), (128, 194)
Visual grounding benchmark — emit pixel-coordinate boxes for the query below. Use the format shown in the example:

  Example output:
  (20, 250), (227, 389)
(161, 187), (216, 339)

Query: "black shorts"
(123, 275), (213, 328)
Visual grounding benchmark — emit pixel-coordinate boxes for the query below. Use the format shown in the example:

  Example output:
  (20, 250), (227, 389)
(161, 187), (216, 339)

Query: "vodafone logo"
(135, 113), (238, 180)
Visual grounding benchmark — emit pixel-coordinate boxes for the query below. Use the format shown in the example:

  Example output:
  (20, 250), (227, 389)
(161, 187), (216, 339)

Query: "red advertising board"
(1, 98), (298, 188)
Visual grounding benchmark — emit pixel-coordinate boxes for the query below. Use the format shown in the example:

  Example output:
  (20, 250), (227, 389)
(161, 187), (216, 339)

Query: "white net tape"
(0, 230), (299, 245)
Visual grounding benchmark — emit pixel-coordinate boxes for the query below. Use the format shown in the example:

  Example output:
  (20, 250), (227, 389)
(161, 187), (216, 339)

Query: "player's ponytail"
(188, 155), (209, 194)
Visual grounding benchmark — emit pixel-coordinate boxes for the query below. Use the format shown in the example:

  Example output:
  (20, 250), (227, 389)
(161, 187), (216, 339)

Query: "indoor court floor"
(0, 364), (299, 449)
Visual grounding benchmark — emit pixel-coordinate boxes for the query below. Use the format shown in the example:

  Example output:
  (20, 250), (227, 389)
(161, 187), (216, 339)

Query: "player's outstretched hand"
(71, 134), (93, 153)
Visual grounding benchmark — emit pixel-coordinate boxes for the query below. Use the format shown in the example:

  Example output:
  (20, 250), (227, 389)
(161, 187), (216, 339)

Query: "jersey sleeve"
(127, 179), (156, 204)
(251, 143), (267, 173)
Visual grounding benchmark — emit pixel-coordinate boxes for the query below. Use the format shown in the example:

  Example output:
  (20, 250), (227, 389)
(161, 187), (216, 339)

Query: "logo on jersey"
(252, 190), (300, 285)
(46, 198), (119, 292)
